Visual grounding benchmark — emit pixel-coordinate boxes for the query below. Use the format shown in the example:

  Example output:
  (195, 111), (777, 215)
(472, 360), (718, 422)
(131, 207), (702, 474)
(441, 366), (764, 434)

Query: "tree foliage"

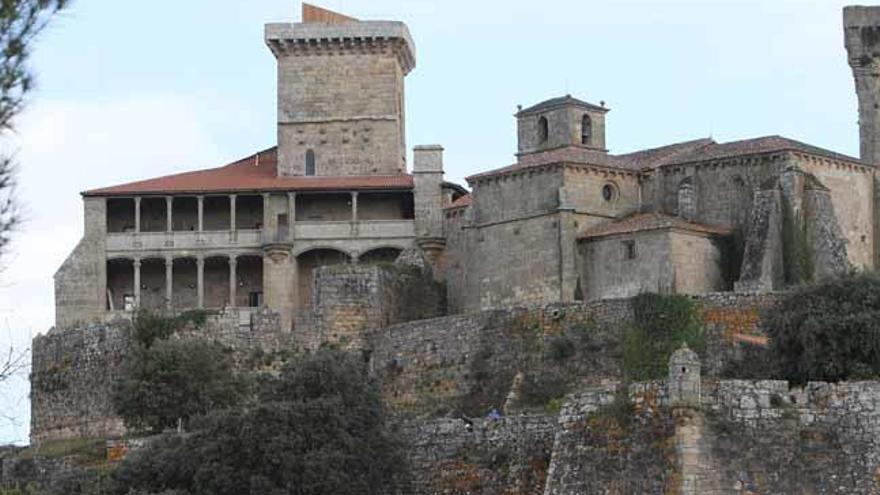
(111, 338), (245, 434)
(0, 0), (67, 260)
(769, 273), (880, 383)
(105, 347), (409, 495)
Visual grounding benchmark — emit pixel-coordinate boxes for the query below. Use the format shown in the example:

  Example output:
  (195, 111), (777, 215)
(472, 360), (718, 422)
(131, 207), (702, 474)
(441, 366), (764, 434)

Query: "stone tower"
(845, 6), (880, 166)
(265, 4), (416, 177)
(515, 95), (609, 156)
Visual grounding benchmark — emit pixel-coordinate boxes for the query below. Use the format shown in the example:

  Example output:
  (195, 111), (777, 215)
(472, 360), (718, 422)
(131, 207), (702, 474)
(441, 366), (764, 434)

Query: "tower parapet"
(844, 6), (880, 166)
(266, 4), (416, 177)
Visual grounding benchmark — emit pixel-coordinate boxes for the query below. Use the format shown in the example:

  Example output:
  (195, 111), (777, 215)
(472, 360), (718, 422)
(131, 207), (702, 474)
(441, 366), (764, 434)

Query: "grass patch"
(21, 437), (105, 463)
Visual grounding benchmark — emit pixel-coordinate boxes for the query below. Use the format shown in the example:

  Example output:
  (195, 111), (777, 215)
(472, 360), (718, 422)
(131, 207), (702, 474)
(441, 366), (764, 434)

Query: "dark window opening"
(581, 114), (592, 145)
(623, 240), (637, 260)
(537, 116), (548, 143)
(602, 183), (617, 202)
(248, 291), (263, 308)
(305, 149), (316, 176)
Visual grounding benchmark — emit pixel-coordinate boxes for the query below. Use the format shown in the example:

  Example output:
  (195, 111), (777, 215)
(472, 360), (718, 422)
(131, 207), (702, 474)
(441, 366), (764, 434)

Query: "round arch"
(677, 177), (696, 220)
(358, 246), (403, 265)
(295, 248), (352, 309)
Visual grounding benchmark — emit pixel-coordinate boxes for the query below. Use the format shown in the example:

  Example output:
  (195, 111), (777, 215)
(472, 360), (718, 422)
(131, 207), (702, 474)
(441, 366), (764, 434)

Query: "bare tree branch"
(0, 341), (27, 382)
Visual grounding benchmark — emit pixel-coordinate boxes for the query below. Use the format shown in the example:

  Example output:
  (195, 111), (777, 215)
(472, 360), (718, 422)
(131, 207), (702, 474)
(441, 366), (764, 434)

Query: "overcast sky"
(0, 0), (864, 444)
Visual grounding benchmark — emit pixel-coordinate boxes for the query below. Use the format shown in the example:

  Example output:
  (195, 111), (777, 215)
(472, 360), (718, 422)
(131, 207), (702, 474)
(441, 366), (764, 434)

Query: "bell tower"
(265, 3), (416, 177)
(515, 95), (609, 157)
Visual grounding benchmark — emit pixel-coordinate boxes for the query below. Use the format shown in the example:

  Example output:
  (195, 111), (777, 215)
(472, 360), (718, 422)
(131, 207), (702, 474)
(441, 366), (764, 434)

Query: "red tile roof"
(579, 213), (733, 240)
(656, 135), (864, 167)
(444, 194), (472, 209)
(83, 147), (414, 196)
(466, 135), (866, 183)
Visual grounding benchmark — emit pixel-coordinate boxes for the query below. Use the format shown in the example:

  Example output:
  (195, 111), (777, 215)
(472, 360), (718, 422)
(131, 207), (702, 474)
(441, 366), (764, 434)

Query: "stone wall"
(31, 291), (775, 445)
(293, 262), (446, 350)
(580, 229), (674, 299)
(544, 383), (677, 495)
(30, 321), (131, 445)
(403, 415), (556, 495)
(646, 152), (875, 275)
(55, 197), (107, 327)
(448, 214), (565, 313)
(371, 293), (779, 416)
(30, 308), (292, 445)
(27, 288), (880, 494)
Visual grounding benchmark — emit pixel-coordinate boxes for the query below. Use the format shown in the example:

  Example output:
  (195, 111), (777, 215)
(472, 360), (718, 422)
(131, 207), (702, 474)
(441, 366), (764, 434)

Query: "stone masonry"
(23, 4), (880, 495)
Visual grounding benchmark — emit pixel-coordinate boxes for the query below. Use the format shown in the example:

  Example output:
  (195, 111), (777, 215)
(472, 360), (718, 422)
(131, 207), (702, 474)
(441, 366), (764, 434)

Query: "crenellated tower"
(265, 3), (416, 177)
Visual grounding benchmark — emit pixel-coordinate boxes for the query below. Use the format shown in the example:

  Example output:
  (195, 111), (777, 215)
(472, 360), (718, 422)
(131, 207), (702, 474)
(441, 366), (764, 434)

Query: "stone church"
(53, 3), (880, 328)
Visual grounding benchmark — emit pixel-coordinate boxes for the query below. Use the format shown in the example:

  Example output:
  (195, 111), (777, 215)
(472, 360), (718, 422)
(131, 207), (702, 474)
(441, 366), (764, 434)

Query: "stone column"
(351, 191), (359, 222)
(229, 256), (237, 307)
(263, 193), (279, 241)
(196, 256), (205, 309)
(133, 258), (142, 308)
(230, 194), (237, 231)
(287, 192), (296, 241)
(166, 196), (173, 232)
(134, 197), (141, 233)
(165, 256), (173, 310)
(197, 195), (204, 232)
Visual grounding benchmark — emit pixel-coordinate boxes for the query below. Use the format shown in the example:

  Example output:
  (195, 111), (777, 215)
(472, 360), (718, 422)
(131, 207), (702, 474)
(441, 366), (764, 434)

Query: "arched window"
(581, 114), (592, 145)
(677, 178), (696, 220)
(537, 116), (549, 144)
(305, 149), (316, 176)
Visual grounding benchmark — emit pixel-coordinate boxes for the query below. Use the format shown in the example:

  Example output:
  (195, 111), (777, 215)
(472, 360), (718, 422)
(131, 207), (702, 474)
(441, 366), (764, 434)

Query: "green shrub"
(520, 369), (569, 408)
(592, 386), (634, 430)
(133, 310), (207, 348)
(622, 293), (704, 380)
(21, 437), (105, 463)
(719, 343), (780, 379)
(546, 334), (576, 362)
(107, 347), (409, 495)
(769, 273), (880, 383)
(132, 311), (178, 348)
(544, 397), (564, 415)
(111, 339), (246, 434)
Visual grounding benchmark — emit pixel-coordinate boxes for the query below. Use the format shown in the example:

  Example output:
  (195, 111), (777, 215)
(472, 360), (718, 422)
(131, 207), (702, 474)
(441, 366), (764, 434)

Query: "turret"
(668, 343), (701, 409)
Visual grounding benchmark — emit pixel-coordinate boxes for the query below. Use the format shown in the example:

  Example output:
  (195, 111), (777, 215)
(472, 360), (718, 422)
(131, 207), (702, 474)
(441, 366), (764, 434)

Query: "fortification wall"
(372, 292), (779, 416)
(30, 308), (292, 445)
(30, 289), (773, 445)
(30, 322), (131, 446)
(293, 262), (445, 350)
(404, 415), (556, 495)
(542, 379), (880, 494)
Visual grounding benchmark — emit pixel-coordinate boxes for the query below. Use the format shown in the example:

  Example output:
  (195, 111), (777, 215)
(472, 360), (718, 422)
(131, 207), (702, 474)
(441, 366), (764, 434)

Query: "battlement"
(264, 22), (415, 74)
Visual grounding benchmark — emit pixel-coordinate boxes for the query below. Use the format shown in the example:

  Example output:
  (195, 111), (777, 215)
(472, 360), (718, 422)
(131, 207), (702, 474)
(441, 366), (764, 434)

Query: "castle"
(13, 4), (880, 493)
(52, 4), (880, 330)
